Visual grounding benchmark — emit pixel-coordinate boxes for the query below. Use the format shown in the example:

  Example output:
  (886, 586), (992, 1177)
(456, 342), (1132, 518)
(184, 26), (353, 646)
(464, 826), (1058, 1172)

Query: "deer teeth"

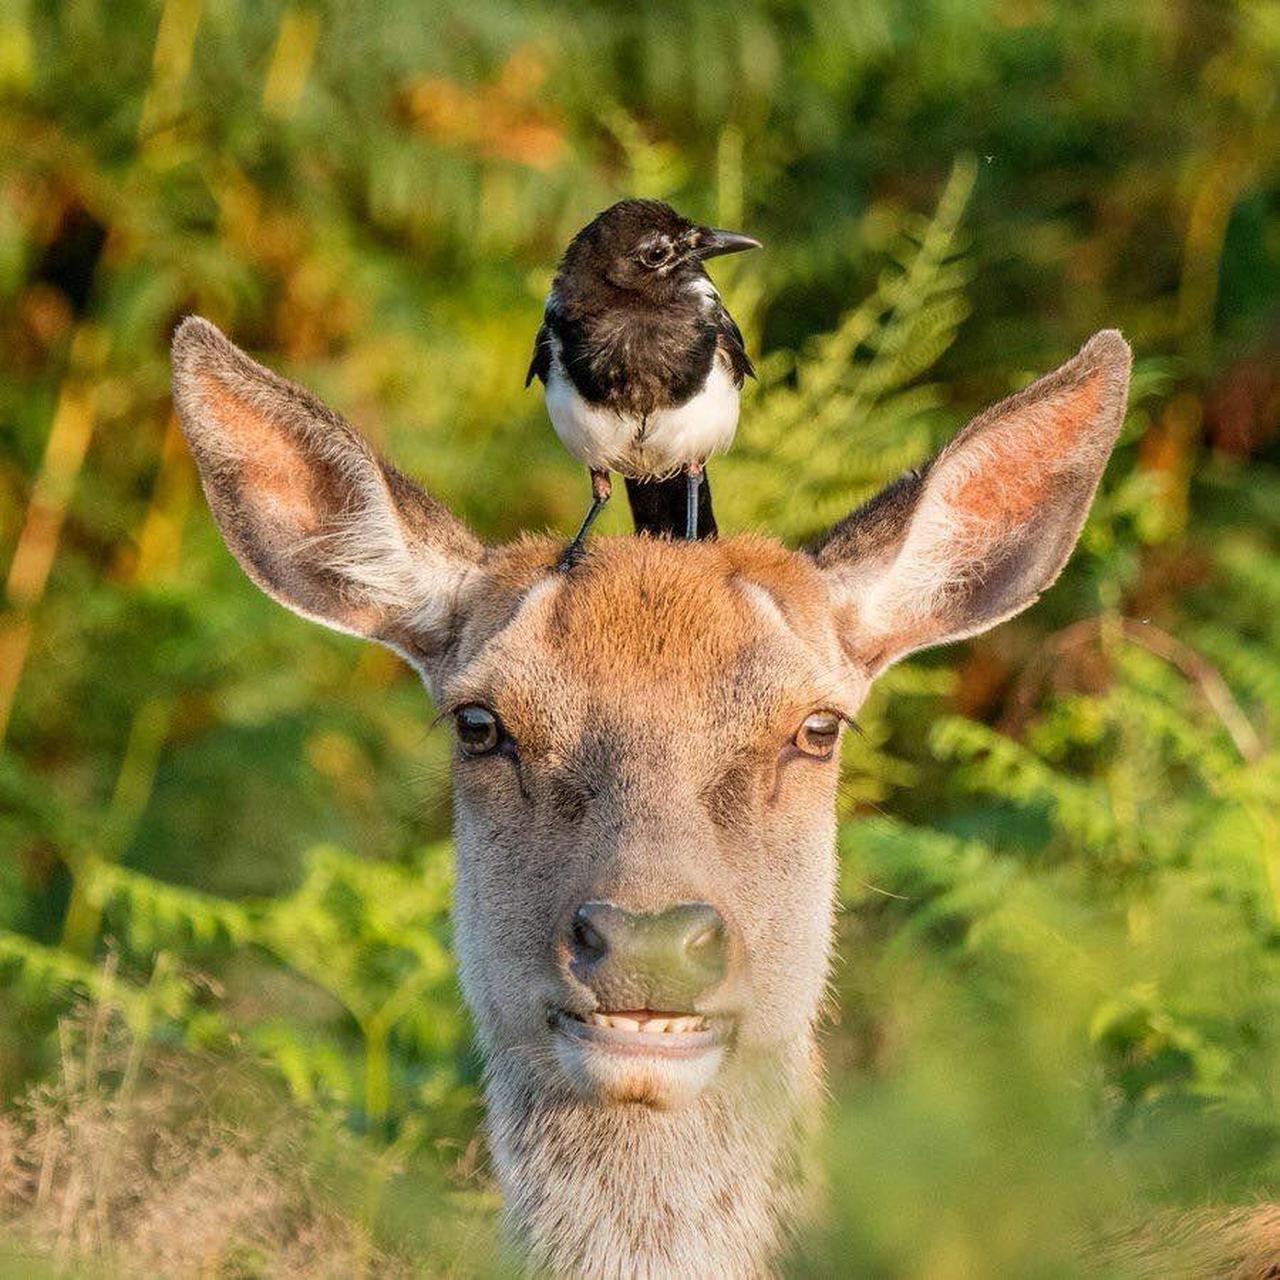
(579, 1012), (709, 1034)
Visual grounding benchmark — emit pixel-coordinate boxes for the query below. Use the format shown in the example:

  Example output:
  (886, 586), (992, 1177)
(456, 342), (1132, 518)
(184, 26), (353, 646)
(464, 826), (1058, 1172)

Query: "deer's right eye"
(455, 705), (505, 757)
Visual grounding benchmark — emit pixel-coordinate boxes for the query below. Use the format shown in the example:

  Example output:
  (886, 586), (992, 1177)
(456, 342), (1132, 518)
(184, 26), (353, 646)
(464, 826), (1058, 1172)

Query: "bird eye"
(795, 711), (841, 760)
(639, 240), (671, 268)
(454, 704), (505, 757)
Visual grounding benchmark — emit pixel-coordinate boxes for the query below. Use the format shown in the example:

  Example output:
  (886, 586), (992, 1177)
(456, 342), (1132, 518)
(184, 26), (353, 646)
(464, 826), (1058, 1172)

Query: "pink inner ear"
(952, 370), (1105, 527)
(199, 373), (320, 533)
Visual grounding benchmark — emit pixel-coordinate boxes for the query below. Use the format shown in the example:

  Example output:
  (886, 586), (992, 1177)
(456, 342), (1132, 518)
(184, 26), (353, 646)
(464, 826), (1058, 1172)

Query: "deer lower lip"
(553, 1009), (728, 1057)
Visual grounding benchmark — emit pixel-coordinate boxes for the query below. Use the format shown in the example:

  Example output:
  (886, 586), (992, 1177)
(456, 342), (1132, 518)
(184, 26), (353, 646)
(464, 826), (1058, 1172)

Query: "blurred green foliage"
(1, 0), (1279, 1274)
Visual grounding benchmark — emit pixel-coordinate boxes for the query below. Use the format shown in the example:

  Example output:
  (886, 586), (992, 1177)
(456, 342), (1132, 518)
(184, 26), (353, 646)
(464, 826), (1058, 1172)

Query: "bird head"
(560, 199), (761, 303)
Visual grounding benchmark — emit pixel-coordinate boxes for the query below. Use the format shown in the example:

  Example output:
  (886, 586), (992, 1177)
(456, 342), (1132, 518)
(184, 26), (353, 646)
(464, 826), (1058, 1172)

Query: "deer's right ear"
(171, 317), (484, 689)
(813, 330), (1131, 677)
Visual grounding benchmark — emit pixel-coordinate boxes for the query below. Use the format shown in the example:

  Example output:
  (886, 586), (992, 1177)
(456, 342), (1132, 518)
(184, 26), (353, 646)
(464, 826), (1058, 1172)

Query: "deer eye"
(455, 705), (504, 757)
(639, 240), (672, 269)
(795, 711), (841, 760)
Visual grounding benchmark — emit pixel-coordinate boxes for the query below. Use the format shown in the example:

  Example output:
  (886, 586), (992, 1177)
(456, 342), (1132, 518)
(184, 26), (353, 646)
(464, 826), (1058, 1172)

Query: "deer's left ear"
(812, 330), (1131, 676)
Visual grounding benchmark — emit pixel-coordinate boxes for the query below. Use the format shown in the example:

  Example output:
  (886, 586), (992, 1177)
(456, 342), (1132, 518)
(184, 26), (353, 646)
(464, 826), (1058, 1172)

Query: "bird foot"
(559, 471), (612, 570)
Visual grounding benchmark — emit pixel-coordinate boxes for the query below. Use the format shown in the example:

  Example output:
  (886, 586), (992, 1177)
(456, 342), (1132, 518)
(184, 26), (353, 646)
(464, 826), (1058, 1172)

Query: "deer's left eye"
(455, 704), (505, 757)
(794, 711), (841, 760)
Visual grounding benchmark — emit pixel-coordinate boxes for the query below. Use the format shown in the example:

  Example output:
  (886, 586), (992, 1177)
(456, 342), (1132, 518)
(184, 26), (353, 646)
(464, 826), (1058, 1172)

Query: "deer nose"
(568, 901), (727, 1008)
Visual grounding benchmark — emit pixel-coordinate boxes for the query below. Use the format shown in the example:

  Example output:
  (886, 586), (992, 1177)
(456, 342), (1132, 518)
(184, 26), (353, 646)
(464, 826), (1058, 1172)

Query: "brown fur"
(163, 318), (1280, 1279)
(1097, 1205), (1280, 1277)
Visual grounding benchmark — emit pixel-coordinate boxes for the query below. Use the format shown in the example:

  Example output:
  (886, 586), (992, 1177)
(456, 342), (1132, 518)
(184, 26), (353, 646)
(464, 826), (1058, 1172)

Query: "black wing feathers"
(525, 320), (553, 388)
(715, 306), (755, 385)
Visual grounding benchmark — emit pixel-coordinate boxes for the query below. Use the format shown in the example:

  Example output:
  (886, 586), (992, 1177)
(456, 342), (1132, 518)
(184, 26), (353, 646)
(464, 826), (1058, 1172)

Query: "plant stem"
(0, 325), (107, 743)
(362, 1017), (390, 1126)
(61, 698), (172, 957)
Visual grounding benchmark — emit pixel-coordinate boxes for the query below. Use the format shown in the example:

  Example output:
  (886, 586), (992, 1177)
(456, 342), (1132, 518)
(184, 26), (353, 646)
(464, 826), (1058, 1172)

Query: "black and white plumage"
(526, 199), (759, 556)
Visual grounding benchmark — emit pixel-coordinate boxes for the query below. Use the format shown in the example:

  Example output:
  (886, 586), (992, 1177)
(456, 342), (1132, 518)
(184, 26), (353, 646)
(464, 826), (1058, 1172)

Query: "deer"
(170, 315), (1152, 1276)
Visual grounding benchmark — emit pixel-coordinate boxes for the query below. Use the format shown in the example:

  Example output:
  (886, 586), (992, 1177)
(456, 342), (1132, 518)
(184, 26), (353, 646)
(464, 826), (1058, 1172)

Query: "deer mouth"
(552, 1008), (729, 1057)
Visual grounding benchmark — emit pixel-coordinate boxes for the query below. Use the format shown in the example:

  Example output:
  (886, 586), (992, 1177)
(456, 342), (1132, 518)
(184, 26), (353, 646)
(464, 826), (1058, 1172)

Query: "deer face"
(442, 538), (859, 1108)
(170, 318), (1130, 1115)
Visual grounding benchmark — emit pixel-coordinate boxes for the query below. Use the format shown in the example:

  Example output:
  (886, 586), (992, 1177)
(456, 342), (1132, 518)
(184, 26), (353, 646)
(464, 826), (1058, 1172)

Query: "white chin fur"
(552, 1029), (726, 1109)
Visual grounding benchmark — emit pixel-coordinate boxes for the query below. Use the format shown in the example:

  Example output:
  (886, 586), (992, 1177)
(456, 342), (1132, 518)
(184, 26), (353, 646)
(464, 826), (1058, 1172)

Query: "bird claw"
(557, 538), (588, 572)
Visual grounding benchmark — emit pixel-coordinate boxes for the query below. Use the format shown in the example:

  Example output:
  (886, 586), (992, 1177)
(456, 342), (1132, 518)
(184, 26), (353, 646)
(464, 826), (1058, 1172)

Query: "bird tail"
(625, 472), (718, 540)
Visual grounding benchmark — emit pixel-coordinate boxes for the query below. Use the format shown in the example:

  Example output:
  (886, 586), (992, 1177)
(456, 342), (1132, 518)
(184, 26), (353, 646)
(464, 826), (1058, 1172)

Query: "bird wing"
(715, 306), (755, 385)
(525, 319), (553, 387)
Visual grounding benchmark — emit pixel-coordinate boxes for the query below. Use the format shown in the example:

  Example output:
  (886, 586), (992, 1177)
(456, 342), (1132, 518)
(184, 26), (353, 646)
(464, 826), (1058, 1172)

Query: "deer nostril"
(571, 908), (608, 962)
(687, 920), (725, 967)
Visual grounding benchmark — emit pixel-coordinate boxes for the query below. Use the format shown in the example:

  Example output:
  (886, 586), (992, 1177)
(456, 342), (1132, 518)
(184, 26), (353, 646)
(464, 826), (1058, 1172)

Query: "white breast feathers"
(543, 337), (740, 479)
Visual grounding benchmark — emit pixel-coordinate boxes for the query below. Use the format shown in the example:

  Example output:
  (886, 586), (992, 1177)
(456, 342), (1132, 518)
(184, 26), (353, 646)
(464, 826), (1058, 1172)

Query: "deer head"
(171, 317), (1130, 1275)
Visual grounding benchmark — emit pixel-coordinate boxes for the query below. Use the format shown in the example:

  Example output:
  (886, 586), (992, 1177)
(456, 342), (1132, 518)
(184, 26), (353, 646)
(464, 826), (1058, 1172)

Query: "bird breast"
(543, 336), (740, 478)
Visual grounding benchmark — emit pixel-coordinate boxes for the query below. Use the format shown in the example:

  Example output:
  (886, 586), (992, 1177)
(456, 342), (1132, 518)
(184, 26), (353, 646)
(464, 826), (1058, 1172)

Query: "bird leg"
(685, 462), (705, 540)
(559, 469), (612, 570)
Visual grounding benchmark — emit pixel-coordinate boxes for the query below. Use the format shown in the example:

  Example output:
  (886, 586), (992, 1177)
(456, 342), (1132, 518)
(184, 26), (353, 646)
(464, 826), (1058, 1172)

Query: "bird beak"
(693, 227), (763, 260)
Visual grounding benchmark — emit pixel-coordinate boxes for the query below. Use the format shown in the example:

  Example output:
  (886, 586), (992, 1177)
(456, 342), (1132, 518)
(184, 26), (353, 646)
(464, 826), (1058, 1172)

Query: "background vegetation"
(1, 0), (1279, 1274)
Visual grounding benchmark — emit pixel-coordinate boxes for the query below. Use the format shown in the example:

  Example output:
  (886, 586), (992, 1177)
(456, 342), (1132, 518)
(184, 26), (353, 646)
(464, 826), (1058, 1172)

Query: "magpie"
(526, 199), (759, 561)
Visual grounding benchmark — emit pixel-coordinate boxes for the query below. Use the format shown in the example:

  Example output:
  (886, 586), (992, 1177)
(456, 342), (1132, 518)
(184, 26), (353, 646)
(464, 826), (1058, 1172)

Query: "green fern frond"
(249, 1018), (359, 1107)
(0, 930), (189, 1029)
(87, 858), (254, 950)
(929, 716), (1115, 850)
(719, 155), (977, 540)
